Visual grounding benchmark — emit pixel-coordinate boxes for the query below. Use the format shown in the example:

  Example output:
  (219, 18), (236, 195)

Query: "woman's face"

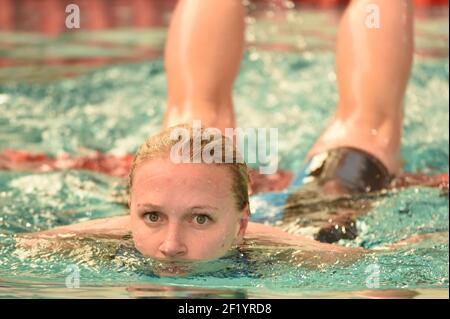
(129, 158), (249, 261)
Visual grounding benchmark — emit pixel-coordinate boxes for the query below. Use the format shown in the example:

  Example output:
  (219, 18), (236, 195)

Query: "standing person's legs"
(163, 0), (245, 133)
(307, 0), (414, 175)
(284, 0), (414, 241)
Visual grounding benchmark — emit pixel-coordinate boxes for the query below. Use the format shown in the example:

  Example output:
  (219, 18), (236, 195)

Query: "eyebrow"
(190, 205), (219, 211)
(137, 203), (219, 211)
(137, 203), (163, 210)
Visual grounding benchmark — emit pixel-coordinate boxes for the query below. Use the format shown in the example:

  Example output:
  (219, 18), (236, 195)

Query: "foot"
(307, 116), (403, 175)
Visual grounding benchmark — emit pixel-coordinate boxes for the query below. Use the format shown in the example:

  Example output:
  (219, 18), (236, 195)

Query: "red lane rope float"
(0, 149), (294, 194)
(391, 172), (449, 189)
(0, 149), (447, 192)
(0, 149), (133, 178)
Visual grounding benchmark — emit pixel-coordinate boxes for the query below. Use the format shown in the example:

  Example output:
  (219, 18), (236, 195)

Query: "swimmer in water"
(17, 125), (355, 263)
(18, 124), (441, 268)
(16, 0), (418, 264)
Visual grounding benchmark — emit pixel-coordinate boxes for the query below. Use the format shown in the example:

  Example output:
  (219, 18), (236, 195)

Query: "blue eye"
(144, 212), (160, 223)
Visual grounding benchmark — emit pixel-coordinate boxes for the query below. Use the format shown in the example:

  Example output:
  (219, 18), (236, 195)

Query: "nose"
(158, 225), (187, 259)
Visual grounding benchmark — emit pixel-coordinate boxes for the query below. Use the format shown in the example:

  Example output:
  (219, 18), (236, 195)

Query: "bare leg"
(308, 0), (414, 175)
(163, 0), (245, 132)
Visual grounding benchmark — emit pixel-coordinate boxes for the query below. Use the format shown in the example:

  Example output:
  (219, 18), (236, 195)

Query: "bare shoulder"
(19, 215), (131, 239)
(246, 221), (354, 253)
(15, 215), (131, 252)
(245, 222), (364, 268)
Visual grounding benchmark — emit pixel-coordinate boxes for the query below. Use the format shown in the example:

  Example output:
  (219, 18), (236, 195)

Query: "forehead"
(131, 158), (235, 205)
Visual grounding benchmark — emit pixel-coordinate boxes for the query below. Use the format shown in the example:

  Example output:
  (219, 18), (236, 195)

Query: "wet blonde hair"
(128, 124), (250, 211)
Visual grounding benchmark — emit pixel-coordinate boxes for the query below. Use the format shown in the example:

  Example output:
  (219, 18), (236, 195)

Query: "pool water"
(0, 3), (448, 298)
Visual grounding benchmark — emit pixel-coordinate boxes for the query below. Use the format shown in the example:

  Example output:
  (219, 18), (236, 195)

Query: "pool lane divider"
(0, 149), (448, 192)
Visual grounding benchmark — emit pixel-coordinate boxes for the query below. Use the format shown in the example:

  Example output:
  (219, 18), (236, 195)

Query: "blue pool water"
(0, 6), (448, 298)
